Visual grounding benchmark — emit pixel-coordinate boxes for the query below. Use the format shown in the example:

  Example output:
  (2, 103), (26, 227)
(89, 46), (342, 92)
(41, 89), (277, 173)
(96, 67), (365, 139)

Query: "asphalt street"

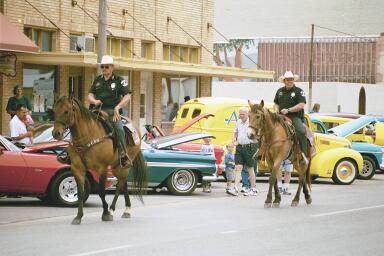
(1, 174), (384, 256)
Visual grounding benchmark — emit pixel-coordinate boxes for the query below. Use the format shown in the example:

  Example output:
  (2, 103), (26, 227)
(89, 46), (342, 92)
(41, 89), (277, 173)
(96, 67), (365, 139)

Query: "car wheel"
(332, 159), (357, 185)
(358, 155), (376, 180)
(166, 169), (197, 195)
(49, 171), (90, 207)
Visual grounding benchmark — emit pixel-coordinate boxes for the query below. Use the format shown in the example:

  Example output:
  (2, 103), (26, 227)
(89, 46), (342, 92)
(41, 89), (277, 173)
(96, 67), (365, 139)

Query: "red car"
(0, 135), (107, 207)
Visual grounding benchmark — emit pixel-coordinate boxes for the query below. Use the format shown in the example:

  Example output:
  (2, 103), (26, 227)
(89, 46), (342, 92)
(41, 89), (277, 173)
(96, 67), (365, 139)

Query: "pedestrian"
(274, 71), (308, 165)
(9, 104), (34, 146)
(6, 85), (34, 126)
(311, 103), (320, 113)
(224, 144), (237, 196)
(87, 55), (132, 167)
(201, 137), (214, 193)
(232, 107), (258, 196)
(277, 160), (293, 195)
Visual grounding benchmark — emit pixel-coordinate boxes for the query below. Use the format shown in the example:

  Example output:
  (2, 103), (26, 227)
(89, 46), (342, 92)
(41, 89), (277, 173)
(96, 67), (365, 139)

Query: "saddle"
(91, 110), (140, 149)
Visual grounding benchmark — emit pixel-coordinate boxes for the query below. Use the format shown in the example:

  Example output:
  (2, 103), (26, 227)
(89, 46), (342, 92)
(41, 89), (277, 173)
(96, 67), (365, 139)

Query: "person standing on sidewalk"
(233, 107), (258, 196)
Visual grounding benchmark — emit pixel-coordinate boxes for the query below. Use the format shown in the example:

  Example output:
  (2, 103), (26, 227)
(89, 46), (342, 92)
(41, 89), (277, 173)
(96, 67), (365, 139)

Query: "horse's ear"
(260, 100), (264, 107)
(248, 99), (253, 108)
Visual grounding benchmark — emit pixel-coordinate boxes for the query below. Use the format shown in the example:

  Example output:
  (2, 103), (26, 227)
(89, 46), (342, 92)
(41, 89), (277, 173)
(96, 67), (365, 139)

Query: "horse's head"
(247, 99), (265, 142)
(52, 96), (75, 140)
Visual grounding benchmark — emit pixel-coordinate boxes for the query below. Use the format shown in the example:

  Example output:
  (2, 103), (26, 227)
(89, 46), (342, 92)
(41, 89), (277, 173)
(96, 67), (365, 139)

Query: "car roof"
(328, 116), (378, 137)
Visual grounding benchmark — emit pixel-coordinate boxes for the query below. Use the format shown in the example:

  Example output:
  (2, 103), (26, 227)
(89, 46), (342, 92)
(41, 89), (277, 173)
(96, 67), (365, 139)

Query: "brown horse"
(247, 100), (312, 208)
(52, 96), (147, 225)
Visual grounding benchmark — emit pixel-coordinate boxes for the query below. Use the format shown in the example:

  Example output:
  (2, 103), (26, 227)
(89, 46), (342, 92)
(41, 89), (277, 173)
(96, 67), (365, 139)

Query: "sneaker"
(203, 187), (212, 193)
(226, 188), (238, 196)
(282, 187), (292, 195)
(241, 187), (250, 193)
(244, 188), (257, 196)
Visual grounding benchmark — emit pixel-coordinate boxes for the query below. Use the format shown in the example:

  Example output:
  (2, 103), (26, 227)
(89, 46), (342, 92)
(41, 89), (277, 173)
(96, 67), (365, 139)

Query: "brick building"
(0, 0), (273, 134)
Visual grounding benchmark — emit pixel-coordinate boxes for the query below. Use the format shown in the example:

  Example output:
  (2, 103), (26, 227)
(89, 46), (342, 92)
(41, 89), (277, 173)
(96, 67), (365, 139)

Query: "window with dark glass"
(23, 27), (55, 52)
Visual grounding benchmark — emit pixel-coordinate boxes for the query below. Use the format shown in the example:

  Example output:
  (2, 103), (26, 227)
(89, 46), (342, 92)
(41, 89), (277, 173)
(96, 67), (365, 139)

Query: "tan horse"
(52, 96), (147, 225)
(247, 100), (312, 208)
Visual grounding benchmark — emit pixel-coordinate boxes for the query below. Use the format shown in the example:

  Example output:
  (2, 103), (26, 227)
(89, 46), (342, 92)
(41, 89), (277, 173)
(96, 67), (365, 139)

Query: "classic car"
(0, 135), (105, 207)
(174, 97), (363, 185)
(311, 115), (384, 180)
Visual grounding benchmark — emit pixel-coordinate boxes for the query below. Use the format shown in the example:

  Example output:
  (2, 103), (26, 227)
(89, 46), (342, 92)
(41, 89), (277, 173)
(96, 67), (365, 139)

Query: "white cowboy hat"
(99, 55), (114, 65)
(278, 71), (299, 83)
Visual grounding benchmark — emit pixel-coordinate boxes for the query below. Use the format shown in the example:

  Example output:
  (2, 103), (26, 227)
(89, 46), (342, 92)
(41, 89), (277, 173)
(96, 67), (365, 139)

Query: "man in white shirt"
(10, 104), (33, 145)
(232, 107), (258, 196)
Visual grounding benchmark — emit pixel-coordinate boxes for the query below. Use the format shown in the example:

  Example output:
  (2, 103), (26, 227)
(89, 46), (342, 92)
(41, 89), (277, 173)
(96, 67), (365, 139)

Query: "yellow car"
(174, 97), (363, 184)
(312, 115), (384, 146)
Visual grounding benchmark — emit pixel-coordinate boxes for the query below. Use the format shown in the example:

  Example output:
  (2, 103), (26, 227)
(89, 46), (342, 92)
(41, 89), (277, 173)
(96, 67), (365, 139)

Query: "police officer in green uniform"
(273, 71), (308, 164)
(88, 55), (132, 167)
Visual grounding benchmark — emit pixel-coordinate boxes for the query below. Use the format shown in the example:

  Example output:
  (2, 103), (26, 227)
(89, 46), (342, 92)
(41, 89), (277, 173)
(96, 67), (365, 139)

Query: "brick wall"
(199, 76), (212, 97)
(131, 71), (141, 126)
(152, 72), (163, 126)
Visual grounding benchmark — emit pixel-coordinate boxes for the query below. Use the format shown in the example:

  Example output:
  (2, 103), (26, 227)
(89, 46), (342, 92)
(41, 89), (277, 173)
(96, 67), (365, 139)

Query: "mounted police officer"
(273, 71), (308, 165)
(88, 55), (132, 167)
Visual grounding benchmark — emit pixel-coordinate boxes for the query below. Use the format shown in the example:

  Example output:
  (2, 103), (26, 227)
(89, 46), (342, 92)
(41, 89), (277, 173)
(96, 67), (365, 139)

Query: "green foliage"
(214, 39), (255, 52)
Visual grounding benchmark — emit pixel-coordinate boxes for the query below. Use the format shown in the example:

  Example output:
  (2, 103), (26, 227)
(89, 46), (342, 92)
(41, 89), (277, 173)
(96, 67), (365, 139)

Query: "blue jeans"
(241, 162), (257, 188)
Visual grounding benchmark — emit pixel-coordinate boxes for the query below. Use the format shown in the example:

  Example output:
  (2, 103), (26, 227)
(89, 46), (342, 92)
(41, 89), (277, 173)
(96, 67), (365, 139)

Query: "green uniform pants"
(103, 108), (127, 155)
(290, 116), (308, 155)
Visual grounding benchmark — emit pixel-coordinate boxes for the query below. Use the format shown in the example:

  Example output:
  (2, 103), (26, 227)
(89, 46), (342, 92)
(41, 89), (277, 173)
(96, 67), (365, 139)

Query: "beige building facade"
(0, 0), (273, 135)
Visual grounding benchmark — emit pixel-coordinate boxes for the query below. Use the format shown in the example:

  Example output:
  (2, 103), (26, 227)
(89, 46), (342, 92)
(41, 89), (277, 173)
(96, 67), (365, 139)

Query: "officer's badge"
(279, 91), (283, 96)
(291, 92), (295, 98)
(121, 80), (128, 87)
(111, 83), (116, 90)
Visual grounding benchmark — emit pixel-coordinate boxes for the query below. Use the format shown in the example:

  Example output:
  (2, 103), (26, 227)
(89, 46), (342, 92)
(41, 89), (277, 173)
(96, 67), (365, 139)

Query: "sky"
(213, 0), (384, 41)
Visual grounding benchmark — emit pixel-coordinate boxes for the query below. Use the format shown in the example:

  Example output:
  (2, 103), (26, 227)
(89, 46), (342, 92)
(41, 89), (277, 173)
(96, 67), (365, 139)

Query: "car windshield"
(0, 135), (21, 152)
(34, 127), (71, 143)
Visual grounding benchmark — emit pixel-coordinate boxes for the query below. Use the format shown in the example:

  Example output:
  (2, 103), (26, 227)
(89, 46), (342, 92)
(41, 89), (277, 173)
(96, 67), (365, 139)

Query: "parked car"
(0, 135), (105, 207)
(310, 115), (384, 180)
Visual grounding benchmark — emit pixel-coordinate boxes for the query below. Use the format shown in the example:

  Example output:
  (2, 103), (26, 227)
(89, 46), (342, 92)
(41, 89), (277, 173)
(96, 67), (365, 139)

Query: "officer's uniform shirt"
(274, 85), (306, 119)
(89, 73), (131, 109)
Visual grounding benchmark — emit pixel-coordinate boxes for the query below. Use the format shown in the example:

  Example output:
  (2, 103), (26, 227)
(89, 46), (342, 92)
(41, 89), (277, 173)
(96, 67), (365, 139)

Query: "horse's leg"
(265, 160), (281, 208)
(273, 179), (281, 208)
(302, 181), (312, 204)
(121, 178), (132, 218)
(292, 163), (305, 207)
(98, 172), (113, 221)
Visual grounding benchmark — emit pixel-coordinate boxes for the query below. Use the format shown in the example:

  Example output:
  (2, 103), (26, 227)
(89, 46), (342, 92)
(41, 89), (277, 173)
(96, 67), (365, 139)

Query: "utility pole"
(98, 0), (107, 71)
(308, 24), (314, 112)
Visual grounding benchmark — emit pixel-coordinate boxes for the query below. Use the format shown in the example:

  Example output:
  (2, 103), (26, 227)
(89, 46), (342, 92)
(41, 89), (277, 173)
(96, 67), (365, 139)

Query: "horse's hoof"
(291, 201), (299, 207)
(71, 218), (81, 225)
(102, 213), (114, 221)
(306, 197), (312, 205)
(272, 202), (280, 208)
(121, 212), (131, 218)
(264, 203), (272, 208)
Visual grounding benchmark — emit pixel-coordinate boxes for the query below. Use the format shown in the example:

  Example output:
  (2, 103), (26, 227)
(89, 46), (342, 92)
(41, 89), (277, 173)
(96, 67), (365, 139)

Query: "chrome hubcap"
(173, 170), (194, 192)
(59, 177), (78, 202)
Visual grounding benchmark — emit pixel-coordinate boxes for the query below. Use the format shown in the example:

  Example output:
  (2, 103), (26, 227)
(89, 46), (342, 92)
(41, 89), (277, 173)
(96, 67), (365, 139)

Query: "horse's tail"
(305, 147), (312, 191)
(131, 151), (148, 204)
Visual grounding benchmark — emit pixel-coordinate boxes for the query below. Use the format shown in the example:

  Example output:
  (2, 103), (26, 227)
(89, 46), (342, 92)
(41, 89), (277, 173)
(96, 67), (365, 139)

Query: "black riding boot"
(57, 149), (71, 164)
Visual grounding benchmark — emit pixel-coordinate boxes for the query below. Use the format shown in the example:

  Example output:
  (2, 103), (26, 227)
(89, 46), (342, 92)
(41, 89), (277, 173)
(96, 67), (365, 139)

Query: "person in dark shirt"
(273, 71), (308, 164)
(88, 55), (132, 168)
(6, 85), (33, 118)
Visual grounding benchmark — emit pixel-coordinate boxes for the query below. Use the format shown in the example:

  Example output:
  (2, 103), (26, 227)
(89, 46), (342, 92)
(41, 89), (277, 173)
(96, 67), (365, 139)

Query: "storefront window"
(161, 76), (197, 122)
(23, 64), (56, 122)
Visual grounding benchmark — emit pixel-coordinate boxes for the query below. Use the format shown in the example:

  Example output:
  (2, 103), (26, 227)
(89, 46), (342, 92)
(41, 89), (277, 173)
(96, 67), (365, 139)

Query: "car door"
(0, 138), (29, 191)
(374, 122), (384, 146)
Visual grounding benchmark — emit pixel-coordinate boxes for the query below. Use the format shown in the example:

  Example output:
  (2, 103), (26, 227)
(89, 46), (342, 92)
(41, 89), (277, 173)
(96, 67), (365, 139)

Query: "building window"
(24, 27), (56, 52)
(163, 44), (200, 64)
(69, 34), (95, 52)
(101, 37), (132, 58)
(23, 64), (56, 121)
(161, 76), (197, 122)
(0, 0), (4, 13)
(141, 41), (154, 59)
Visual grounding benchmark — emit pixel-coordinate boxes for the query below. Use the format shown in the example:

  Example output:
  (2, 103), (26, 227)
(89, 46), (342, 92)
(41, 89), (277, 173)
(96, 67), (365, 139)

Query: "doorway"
(358, 86), (366, 115)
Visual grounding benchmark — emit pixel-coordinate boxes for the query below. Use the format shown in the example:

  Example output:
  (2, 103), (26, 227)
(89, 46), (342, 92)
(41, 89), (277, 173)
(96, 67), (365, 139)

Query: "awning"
(0, 13), (39, 53)
(17, 52), (274, 79)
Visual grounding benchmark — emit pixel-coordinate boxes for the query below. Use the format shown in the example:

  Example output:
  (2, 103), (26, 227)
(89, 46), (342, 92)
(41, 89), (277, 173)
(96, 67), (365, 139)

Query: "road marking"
(312, 204), (384, 217)
(69, 245), (133, 256)
(221, 230), (239, 234)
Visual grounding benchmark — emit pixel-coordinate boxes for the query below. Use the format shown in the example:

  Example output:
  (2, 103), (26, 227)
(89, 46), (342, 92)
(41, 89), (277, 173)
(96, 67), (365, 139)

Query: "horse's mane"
(56, 96), (97, 122)
(250, 104), (285, 126)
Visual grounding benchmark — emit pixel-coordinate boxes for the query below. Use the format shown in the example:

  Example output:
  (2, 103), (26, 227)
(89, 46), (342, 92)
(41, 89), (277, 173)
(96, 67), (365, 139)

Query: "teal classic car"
(126, 132), (218, 195)
(310, 115), (384, 180)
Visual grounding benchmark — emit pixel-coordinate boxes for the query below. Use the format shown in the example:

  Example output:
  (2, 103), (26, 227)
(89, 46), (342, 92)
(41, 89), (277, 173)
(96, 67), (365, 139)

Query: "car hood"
(328, 116), (378, 137)
(23, 140), (70, 152)
(172, 113), (214, 134)
(147, 132), (215, 149)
